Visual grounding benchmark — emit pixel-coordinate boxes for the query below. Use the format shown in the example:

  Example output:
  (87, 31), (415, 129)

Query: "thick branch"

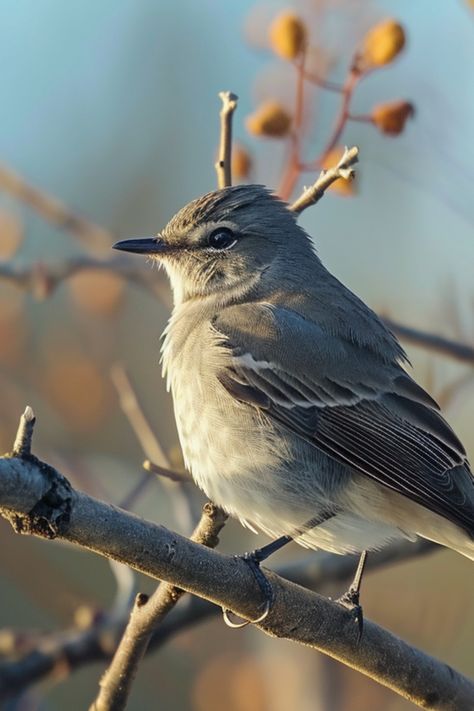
(0, 448), (472, 710)
(289, 146), (359, 214)
(90, 502), (228, 711)
(0, 539), (436, 700)
(215, 92), (238, 189)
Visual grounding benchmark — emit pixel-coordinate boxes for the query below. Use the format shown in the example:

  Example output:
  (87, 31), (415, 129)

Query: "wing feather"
(213, 305), (474, 536)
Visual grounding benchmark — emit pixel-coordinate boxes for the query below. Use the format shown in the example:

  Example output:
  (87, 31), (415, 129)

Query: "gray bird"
(114, 185), (474, 622)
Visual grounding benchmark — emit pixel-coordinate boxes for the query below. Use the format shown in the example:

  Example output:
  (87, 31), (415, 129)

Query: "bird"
(114, 184), (474, 628)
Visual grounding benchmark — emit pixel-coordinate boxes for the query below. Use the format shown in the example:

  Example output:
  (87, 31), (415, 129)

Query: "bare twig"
(0, 255), (170, 304)
(90, 503), (228, 711)
(0, 420), (472, 711)
(142, 460), (190, 484)
(289, 146), (359, 214)
(383, 318), (474, 364)
(0, 163), (113, 250)
(110, 363), (194, 533)
(110, 364), (169, 468)
(215, 91), (238, 189)
(315, 70), (360, 165)
(12, 406), (36, 458)
(279, 52), (307, 201)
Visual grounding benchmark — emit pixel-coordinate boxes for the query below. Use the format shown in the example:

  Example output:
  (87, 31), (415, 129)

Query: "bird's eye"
(207, 227), (237, 250)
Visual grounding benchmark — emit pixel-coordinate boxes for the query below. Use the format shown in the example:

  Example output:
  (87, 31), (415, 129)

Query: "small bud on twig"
(372, 100), (414, 136)
(246, 101), (292, 138)
(357, 19), (406, 71)
(231, 144), (253, 181)
(269, 12), (307, 60)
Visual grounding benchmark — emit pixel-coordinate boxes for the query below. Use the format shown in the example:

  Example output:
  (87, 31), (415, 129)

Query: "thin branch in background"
(215, 91), (239, 189)
(110, 363), (194, 534)
(289, 146), (359, 214)
(301, 67), (343, 93)
(383, 317), (474, 364)
(278, 52), (307, 200)
(0, 163), (113, 251)
(310, 69), (360, 167)
(0, 429), (472, 711)
(89, 503), (228, 711)
(111, 364), (169, 468)
(0, 255), (171, 304)
(142, 459), (190, 484)
(117, 471), (155, 513)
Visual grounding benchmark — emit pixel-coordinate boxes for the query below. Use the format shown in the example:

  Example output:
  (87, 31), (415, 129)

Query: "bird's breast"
(161, 313), (289, 507)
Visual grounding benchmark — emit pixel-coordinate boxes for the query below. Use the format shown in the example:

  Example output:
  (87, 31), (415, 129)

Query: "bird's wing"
(212, 303), (474, 535)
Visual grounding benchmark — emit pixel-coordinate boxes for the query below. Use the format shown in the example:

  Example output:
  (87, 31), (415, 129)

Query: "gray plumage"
(114, 185), (474, 559)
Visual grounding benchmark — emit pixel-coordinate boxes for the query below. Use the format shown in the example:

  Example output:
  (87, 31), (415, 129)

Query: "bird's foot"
(222, 548), (275, 629)
(336, 586), (364, 641)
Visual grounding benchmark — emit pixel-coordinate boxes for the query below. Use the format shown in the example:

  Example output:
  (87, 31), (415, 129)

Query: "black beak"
(112, 237), (169, 255)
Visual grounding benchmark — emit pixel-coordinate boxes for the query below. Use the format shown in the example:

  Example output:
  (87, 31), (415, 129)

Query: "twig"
(90, 503), (228, 711)
(118, 470), (155, 513)
(279, 52), (307, 201)
(0, 422), (472, 710)
(301, 67), (343, 93)
(142, 460), (190, 484)
(215, 91), (238, 189)
(12, 406), (36, 458)
(289, 146), (359, 214)
(0, 163), (113, 250)
(0, 255), (170, 304)
(110, 363), (194, 534)
(383, 318), (474, 364)
(316, 69), (360, 165)
(110, 364), (169, 469)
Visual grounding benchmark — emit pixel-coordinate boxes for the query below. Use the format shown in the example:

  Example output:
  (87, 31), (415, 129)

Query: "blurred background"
(0, 0), (473, 709)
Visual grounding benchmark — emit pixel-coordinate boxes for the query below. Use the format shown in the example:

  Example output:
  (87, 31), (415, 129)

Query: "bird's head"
(113, 185), (312, 304)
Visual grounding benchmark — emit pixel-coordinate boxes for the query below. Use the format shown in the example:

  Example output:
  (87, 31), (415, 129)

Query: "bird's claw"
(222, 551), (274, 629)
(336, 587), (364, 641)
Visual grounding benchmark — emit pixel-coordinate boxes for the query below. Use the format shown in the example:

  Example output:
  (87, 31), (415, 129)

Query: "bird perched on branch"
(114, 185), (474, 627)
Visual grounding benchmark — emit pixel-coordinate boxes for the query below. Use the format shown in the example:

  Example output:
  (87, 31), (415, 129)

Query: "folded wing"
(213, 304), (474, 537)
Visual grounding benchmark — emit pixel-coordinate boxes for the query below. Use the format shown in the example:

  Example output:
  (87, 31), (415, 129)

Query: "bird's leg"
(222, 535), (292, 629)
(336, 550), (368, 639)
(223, 512), (335, 629)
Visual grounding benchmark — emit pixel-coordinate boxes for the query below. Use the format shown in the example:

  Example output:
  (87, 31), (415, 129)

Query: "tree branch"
(0, 413), (472, 710)
(0, 539), (436, 700)
(383, 317), (474, 364)
(110, 364), (194, 532)
(90, 502), (228, 711)
(0, 163), (113, 250)
(215, 92), (238, 189)
(0, 255), (170, 303)
(289, 146), (359, 214)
